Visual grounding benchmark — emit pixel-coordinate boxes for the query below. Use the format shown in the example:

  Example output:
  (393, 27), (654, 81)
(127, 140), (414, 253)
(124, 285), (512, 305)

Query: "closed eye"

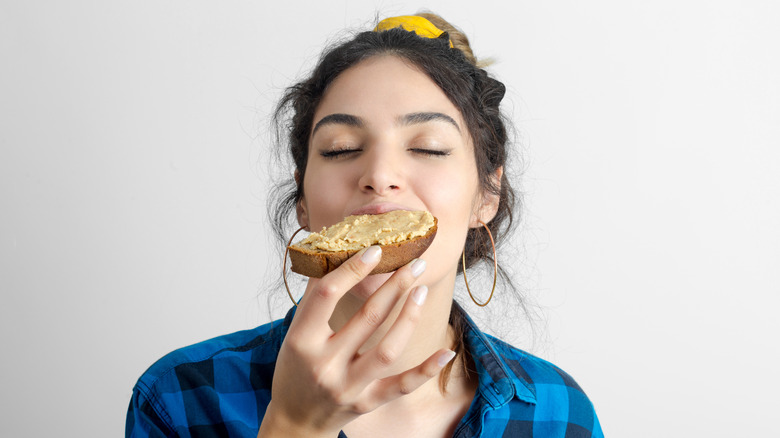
(320, 147), (362, 159)
(409, 148), (452, 157)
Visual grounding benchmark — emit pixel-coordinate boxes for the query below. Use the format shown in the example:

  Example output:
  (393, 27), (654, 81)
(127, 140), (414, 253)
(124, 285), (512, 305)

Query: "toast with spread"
(288, 210), (437, 278)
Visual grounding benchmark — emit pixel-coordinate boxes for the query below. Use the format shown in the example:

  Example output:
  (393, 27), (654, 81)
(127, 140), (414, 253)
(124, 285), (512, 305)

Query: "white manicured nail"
(411, 285), (428, 306)
(438, 350), (456, 367)
(410, 259), (426, 277)
(361, 246), (382, 264)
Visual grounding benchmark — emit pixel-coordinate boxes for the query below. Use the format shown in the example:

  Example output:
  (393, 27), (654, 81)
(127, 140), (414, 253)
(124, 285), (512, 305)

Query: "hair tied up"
(486, 77), (506, 108)
(474, 69), (506, 109)
(437, 31), (451, 46)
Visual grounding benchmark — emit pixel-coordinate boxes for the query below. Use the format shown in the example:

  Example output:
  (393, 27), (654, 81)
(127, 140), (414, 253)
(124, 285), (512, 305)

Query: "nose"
(358, 146), (402, 196)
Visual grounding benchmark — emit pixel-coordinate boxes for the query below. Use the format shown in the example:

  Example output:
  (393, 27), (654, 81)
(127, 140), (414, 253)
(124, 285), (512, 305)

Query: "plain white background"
(2, 0), (778, 436)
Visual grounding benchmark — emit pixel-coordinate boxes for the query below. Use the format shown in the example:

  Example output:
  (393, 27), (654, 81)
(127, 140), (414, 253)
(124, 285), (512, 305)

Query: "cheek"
(415, 166), (480, 264)
(302, 168), (351, 230)
(417, 164), (479, 218)
(303, 170), (336, 231)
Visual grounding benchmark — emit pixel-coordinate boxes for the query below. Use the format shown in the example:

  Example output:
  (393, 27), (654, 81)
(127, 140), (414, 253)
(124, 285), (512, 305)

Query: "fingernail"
(361, 246), (382, 264)
(411, 285), (428, 306)
(438, 350), (456, 367)
(410, 259), (426, 277)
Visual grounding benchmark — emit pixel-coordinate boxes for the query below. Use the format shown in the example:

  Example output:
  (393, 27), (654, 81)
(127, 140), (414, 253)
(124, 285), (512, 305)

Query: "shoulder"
(126, 314), (291, 436)
(136, 316), (287, 388)
(486, 335), (604, 437)
(455, 303), (603, 435)
(490, 334), (586, 391)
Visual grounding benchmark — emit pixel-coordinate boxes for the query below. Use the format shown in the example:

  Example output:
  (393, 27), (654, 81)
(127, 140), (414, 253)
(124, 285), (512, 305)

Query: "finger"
(349, 285), (428, 381)
(329, 258), (426, 354)
(292, 245), (383, 338)
(362, 349), (456, 408)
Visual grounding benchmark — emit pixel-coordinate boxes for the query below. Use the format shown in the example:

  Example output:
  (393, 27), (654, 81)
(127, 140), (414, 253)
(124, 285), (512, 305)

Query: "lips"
(349, 203), (416, 216)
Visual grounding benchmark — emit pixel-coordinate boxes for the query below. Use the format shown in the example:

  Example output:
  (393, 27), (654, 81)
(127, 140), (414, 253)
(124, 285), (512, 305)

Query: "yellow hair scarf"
(373, 15), (454, 48)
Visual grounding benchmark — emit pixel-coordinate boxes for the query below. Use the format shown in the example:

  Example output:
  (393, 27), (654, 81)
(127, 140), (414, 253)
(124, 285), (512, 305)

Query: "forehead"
(312, 55), (467, 130)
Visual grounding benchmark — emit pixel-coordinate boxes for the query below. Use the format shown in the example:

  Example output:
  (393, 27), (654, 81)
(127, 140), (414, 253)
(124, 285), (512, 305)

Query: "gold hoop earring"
(461, 220), (497, 307)
(283, 226), (307, 307)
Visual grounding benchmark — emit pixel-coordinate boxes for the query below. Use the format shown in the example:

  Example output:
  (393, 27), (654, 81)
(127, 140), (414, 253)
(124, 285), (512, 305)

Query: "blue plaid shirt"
(127, 304), (603, 437)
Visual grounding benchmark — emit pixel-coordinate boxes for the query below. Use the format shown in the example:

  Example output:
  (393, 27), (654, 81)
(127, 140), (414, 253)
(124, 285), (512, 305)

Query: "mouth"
(349, 203), (416, 216)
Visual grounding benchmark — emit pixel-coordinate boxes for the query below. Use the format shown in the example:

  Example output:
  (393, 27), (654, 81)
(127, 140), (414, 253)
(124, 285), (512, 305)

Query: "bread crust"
(288, 217), (437, 278)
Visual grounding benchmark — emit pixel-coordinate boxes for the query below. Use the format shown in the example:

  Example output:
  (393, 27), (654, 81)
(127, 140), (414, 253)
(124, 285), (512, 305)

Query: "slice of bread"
(288, 210), (437, 278)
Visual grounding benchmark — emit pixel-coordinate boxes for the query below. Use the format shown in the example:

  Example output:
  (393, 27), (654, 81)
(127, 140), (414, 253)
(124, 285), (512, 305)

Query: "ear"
(296, 199), (309, 231)
(470, 167), (503, 228)
(294, 170), (310, 231)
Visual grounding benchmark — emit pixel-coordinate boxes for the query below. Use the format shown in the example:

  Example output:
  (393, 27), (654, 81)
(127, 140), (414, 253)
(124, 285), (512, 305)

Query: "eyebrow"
(311, 111), (461, 137)
(398, 112), (460, 132)
(311, 113), (364, 136)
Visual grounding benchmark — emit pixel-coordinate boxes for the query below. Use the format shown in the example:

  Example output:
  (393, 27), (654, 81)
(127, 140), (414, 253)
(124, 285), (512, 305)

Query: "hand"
(257, 246), (455, 437)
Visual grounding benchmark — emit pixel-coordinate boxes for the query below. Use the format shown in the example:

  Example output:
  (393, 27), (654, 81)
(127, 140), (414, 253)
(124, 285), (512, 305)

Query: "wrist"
(257, 401), (335, 438)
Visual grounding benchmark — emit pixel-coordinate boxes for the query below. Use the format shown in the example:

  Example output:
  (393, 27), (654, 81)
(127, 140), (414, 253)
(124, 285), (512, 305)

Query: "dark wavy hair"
(268, 19), (522, 392)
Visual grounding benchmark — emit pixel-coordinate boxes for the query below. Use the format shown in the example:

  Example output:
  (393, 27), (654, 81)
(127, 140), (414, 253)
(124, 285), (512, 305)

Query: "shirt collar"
(454, 302), (537, 408)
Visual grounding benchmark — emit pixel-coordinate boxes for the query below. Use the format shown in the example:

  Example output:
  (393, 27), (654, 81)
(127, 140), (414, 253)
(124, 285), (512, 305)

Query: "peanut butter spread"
(297, 210), (434, 252)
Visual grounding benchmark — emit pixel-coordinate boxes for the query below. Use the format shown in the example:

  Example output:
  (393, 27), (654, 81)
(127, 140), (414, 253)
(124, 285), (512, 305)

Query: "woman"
(126, 13), (602, 438)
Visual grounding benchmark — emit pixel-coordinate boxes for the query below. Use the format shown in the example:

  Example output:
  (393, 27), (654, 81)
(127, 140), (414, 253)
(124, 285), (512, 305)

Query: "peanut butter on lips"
(297, 210), (435, 252)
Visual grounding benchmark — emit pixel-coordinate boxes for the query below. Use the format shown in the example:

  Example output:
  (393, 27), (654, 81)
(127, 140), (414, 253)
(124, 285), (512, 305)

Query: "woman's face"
(299, 55), (493, 297)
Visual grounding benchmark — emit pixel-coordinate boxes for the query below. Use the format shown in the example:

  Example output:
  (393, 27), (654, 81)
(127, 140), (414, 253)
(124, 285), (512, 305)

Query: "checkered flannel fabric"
(126, 304), (602, 437)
